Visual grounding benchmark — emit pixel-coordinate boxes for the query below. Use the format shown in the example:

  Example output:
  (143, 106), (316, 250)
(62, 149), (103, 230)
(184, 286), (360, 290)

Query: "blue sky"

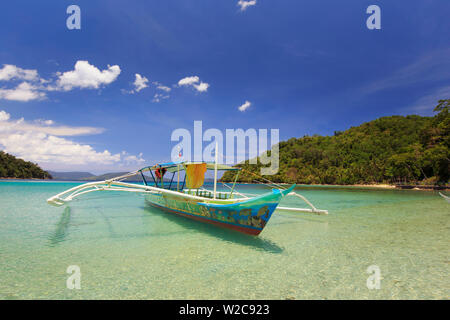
(0, 0), (449, 173)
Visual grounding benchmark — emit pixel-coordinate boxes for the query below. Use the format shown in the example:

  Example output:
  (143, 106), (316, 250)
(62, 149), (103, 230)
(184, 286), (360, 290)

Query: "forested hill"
(0, 151), (52, 179)
(222, 100), (449, 185)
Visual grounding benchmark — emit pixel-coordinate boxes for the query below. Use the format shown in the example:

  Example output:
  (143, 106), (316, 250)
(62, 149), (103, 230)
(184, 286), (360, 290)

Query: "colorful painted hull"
(145, 185), (295, 235)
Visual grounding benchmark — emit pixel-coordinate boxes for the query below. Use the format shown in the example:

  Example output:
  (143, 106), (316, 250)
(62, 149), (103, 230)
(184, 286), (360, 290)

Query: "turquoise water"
(0, 181), (448, 299)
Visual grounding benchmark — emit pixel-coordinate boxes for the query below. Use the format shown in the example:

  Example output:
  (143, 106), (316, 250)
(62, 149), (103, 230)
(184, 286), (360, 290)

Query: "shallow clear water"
(0, 181), (448, 299)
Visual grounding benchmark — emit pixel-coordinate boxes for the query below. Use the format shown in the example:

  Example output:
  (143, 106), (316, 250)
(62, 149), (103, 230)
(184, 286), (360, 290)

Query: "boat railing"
(183, 189), (233, 200)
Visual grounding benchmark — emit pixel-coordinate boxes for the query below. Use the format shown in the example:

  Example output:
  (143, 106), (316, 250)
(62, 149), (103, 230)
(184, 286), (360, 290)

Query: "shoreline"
(1, 178), (448, 190)
(0, 177), (52, 180)
(223, 181), (449, 191)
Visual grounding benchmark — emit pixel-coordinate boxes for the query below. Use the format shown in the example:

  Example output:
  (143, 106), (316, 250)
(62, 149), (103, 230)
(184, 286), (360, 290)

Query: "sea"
(0, 181), (448, 299)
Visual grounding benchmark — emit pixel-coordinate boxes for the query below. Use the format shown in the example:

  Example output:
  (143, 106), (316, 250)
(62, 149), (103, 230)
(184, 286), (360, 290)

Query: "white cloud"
(177, 76), (209, 93)
(0, 111), (144, 169)
(237, 0), (257, 11)
(238, 100), (252, 112)
(54, 60), (121, 91)
(193, 82), (209, 92)
(155, 82), (171, 92)
(0, 61), (121, 101)
(156, 85), (172, 92)
(122, 152), (145, 165)
(0, 132), (121, 165)
(0, 64), (39, 81)
(0, 110), (10, 121)
(133, 73), (149, 92)
(152, 93), (170, 103)
(0, 82), (46, 102)
(35, 119), (54, 126)
(0, 111), (104, 136)
(178, 76), (200, 86)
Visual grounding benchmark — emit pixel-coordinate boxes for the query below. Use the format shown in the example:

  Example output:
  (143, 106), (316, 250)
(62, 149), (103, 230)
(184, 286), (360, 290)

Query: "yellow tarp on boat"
(185, 163), (207, 189)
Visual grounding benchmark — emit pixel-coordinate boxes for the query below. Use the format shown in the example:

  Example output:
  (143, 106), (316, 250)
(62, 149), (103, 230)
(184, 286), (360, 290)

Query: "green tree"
(0, 151), (52, 179)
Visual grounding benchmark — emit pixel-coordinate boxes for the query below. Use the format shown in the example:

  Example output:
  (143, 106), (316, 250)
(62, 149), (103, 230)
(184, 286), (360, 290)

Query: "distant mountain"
(81, 172), (143, 182)
(47, 171), (94, 181)
(0, 151), (51, 179)
(48, 171), (149, 182)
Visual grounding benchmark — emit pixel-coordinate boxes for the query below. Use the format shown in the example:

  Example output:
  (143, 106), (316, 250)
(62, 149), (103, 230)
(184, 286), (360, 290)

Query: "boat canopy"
(137, 161), (240, 190)
(139, 162), (240, 174)
(205, 163), (240, 171)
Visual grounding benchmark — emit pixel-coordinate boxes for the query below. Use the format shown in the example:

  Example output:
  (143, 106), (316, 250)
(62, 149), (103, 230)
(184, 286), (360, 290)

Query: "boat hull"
(144, 185), (295, 236)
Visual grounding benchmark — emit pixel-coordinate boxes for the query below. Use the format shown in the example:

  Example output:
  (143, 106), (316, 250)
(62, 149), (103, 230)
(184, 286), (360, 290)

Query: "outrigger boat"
(47, 161), (328, 236)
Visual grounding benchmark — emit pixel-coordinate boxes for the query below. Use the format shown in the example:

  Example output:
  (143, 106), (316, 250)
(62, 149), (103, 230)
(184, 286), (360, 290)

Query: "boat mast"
(177, 163), (180, 191)
(177, 146), (181, 192)
(213, 141), (218, 199)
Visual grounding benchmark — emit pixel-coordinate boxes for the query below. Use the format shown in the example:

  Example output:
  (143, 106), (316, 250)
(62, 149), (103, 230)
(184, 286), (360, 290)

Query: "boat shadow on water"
(47, 205), (191, 246)
(46, 205), (284, 254)
(142, 206), (285, 254)
(47, 206), (71, 246)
